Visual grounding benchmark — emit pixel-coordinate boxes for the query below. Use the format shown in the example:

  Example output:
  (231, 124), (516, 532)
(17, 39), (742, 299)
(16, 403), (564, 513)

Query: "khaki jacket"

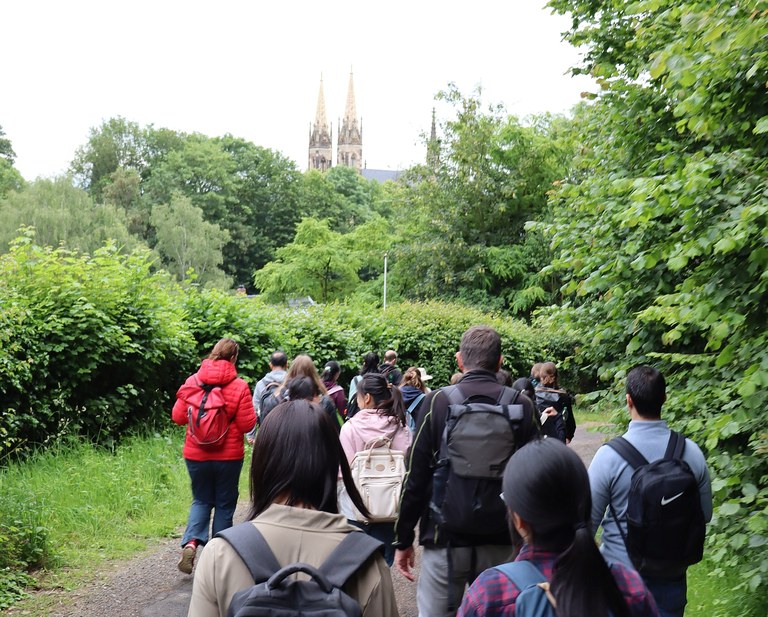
(188, 503), (399, 617)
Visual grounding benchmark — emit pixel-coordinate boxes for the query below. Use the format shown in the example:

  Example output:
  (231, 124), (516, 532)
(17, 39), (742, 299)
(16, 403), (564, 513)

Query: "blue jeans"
(182, 459), (243, 546)
(644, 574), (687, 617)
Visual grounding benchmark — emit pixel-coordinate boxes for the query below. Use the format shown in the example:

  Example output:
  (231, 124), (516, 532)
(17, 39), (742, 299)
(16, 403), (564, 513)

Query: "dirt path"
(10, 425), (608, 617)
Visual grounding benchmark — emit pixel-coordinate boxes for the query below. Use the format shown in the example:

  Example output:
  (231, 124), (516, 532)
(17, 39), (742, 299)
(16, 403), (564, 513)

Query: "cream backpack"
(349, 437), (406, 523)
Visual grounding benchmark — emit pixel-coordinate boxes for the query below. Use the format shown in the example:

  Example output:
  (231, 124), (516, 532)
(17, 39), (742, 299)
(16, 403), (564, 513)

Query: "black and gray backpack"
(216, 523), (383, 617)
(429, 385), (525, 535)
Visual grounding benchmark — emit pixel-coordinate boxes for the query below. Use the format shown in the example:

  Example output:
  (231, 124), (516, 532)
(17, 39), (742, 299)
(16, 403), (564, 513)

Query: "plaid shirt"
(458, 544), (659, 617)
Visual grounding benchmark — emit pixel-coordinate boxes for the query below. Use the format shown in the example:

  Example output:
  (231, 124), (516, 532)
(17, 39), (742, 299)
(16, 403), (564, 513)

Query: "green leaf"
(754, 116), (768, 134)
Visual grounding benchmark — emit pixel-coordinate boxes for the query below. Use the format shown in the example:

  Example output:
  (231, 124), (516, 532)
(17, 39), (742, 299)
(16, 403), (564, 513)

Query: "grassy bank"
(0, 431), (196, 611)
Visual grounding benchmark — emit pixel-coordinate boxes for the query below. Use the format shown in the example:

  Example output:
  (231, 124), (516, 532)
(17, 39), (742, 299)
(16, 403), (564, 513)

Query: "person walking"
(246, 350), (288, 442)
(339, 373), (412, 565)
(458, 438), (659, 617)
(394, 326), (539, 617)
(589, 365), (712, 617)
(188, 400), (398, 617)
(171, 338), (256, 574)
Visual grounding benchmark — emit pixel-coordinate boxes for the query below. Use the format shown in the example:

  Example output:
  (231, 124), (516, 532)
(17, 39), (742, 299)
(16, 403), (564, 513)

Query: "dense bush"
(180, 291), (571, 389)
(0, 233), (195, 461)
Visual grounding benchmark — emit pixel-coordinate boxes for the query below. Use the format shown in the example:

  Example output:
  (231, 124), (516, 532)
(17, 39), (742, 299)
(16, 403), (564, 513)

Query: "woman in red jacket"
(172, 338), (256, 574)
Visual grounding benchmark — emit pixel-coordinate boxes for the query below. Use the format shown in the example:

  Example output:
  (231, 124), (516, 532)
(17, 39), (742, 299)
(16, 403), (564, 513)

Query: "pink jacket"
(339, 409), (412, 466)
(172, 359), (256, 461)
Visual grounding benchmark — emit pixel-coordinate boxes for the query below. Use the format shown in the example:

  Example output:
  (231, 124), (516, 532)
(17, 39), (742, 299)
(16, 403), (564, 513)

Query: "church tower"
(308, 76), (333, 171)
(337, 71), (363, 171)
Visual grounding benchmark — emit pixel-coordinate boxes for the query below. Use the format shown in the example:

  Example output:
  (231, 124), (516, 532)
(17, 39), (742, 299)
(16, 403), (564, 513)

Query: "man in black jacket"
(393, 326), (539, 617)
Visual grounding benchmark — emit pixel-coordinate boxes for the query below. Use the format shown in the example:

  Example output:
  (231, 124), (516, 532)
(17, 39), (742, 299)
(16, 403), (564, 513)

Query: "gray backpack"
(429, 385), (525, 535)
(216, 523), (383, 617)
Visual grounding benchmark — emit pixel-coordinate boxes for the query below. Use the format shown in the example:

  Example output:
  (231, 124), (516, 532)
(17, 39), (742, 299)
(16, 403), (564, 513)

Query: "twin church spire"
(308, 71), (362, 172)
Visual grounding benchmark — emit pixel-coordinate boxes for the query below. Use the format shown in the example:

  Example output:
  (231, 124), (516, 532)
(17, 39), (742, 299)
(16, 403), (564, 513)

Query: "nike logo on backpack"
(661, 491), (684, 506)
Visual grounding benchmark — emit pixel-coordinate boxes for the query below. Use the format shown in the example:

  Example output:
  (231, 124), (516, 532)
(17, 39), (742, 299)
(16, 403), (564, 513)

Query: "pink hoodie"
(339, 409), (412, 467)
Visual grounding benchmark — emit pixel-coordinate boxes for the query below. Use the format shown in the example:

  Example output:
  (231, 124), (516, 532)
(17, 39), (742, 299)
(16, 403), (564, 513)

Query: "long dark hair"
(360, 352), (380, 375)
(502, 439), (631, 617)
(321, 360), (341, 383)
(247, 400), (369, 519)
(357, 373), (407, 427)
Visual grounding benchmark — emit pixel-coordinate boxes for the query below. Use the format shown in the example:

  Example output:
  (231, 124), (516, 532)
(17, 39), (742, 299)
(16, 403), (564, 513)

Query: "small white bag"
(349, 438), (406, 523)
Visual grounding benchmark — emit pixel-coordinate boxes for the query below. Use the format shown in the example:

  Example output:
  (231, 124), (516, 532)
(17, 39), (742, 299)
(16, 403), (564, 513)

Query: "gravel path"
(9, 425), (608, 617)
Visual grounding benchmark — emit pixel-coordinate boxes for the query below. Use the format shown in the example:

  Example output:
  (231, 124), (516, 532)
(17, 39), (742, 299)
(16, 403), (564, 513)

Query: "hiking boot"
(177, 542), (197, 574)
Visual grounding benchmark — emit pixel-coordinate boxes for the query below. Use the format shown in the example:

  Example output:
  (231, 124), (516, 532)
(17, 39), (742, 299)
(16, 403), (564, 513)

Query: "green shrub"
(0, 234), (195, 460)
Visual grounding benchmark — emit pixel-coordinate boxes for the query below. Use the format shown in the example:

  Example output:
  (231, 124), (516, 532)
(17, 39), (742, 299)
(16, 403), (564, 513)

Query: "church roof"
(361, 168), (402, 183)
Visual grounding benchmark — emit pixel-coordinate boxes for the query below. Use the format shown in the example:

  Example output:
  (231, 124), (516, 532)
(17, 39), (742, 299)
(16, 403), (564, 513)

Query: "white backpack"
(349, 438), (406, 523)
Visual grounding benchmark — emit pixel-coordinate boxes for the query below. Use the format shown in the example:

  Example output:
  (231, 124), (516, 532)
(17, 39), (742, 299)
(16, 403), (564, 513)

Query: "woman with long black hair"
(188, 400), (398, 617)
(458, 438), (658, 617)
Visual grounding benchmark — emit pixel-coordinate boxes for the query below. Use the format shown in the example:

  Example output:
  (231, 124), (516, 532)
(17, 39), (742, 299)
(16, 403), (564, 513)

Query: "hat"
(418, 367), (432, 382)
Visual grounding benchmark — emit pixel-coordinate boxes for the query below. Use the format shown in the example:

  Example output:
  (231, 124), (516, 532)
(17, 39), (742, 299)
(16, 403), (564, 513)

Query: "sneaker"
(177, 542), (197, 574)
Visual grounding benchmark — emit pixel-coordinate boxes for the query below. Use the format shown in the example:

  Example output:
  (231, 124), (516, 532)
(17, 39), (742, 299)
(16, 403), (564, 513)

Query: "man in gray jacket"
(246, 351), (288, 442)
(589, 365), (712, 617)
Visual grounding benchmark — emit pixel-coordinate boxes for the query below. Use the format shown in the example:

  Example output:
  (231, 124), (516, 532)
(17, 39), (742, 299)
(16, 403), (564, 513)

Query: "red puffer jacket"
(172, 359), (256, 461)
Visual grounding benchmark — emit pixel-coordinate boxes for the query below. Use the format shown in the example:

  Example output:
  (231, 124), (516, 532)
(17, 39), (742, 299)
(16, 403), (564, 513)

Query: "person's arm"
(171, 395), (189, 425)
(234, 383), (256, 434)
(394, 390), (440, 580)
(688, 439), (714, 523)
(360, 557), (400, 617)
(563, 392), (576, 442)
(588, 445), (613, 535)
(187, 540), (224, 617)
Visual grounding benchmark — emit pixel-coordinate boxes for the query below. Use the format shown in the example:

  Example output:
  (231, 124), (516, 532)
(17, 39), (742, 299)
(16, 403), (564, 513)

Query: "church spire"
(308, 75), (332, 171)
(427, 107), (440, 167)
(337, 69), (362, 171)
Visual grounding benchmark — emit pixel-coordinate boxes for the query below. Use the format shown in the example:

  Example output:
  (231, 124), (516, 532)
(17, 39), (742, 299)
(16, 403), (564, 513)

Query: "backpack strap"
(407, 393), (426, 414)
(494, 560), (546, 590)
(664, 431), (686, 460)
(215, 523), (281, 583)
(443, 384), (464, 406)
(317, 531), (384, 588)
(605, 437), (649, 470)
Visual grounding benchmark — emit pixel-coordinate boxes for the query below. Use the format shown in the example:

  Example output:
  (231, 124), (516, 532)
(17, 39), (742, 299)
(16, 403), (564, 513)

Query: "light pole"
(383, 251), (388, 311)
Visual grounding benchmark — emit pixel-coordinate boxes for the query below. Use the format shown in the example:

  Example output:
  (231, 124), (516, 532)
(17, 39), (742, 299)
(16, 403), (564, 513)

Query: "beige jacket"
(188, 503), (399, 617)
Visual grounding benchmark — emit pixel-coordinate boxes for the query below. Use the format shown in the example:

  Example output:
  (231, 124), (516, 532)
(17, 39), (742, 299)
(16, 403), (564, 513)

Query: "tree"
(150, 193), (230, 288)
(0, 124), (16, 164)
(0, 125), (24, 197)
(0, 177), (139, 254)
(70, 117), (149, 201)
(542, 0), (768, 604)
(253, 218), (358, 303)
(390, 89), (573, 312)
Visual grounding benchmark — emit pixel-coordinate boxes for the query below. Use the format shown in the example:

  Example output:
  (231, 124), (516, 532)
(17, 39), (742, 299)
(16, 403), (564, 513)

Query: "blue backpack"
(494, 561), (556, 617)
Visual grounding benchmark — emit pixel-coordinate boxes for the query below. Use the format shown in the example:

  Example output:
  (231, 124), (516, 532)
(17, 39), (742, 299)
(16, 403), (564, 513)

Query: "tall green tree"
(391, 89), (573, 312)
(542, 0), (768, 603)
(150, 193), (230, 288)
(0, 124), (24, 197)
(70, 117), (149, 201)
(0, 178), (138, 254)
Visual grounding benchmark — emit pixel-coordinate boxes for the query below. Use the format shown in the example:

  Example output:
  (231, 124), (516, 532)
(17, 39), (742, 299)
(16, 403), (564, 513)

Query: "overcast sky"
(1, 1), (592, 181)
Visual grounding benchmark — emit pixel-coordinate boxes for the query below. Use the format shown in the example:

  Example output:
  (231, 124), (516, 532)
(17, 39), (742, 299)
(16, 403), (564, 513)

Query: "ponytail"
(550, 526), (632, 617)
(358, 373), (407, 427)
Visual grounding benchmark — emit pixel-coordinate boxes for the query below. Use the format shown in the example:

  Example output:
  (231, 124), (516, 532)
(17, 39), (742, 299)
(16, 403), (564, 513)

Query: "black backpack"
(216, 523), (383, 617)
(429, 385), (525, 535)
(606, 431), (705, 575)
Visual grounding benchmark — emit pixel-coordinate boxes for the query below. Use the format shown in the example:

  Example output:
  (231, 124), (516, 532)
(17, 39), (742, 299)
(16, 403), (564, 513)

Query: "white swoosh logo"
(661, 491), (684, 506)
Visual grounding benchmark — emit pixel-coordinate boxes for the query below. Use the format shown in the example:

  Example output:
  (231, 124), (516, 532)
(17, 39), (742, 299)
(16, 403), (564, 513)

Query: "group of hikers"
(172, 326), (712, 617)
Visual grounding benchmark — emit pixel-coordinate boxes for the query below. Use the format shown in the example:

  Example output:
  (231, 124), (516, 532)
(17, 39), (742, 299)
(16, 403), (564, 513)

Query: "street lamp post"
(383, 252), (388, 311)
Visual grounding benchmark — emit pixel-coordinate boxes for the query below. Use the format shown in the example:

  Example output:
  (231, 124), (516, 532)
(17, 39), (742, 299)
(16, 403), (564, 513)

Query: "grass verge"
(0, 431), (196, 611)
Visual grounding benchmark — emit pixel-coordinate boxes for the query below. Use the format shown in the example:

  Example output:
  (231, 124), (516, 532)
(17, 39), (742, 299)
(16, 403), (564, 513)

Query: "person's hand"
(566, 438), (572, 445)
(394, 546), (416, 581)
(544, 406), (558, 416)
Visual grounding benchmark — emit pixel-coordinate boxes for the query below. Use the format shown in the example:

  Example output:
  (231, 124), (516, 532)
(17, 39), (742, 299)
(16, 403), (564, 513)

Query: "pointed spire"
(430, 108), (437, 142)
(308, 74), (333, 171)
(343, 70), (357, 124)
(338, 68), (362, 171)
(427, 108), (440, 167)
(315, 75), (328, 130)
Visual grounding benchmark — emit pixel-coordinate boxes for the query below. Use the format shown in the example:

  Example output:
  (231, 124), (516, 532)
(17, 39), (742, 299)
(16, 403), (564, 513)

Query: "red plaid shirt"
(458, 544), (659, 617)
